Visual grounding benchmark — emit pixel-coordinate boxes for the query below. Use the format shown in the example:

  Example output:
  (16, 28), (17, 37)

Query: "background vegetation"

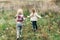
(0, 8), (60, 40)
(0, 0), (60, 40)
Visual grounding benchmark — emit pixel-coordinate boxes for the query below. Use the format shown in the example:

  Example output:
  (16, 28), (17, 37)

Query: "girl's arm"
(36, 13), (42, 18)
(15, 13), (18, 18)
(15, 13), (18, 22)
(23, 17), (26, 20)
(23, 15), (27, 20)
(27, 13), (33, 18)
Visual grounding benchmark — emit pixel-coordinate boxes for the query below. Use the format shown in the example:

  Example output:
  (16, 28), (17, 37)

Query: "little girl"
(15, 9), (24, 40)
(28, 9), (42, 32)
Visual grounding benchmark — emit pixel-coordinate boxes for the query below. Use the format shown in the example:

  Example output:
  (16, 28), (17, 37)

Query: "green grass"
(0, 10), (60, 40)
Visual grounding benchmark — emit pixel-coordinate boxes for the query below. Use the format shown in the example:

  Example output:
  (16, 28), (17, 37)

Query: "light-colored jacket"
(30, 12), (41, 21)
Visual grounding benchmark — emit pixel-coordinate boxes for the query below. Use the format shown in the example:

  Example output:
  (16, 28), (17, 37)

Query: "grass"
(0, 10), (60, 40)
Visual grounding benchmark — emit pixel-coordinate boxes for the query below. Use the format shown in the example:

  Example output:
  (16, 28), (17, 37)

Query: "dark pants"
(31, 21), (38, 31)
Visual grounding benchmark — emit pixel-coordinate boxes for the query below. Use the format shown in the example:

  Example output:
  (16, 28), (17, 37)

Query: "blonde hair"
(16, 8), (23, 17)
(17, 9), (23, 14)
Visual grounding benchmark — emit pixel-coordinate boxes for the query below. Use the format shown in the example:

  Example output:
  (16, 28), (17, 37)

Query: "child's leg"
(19, 26), (22, 36)
(35, 21), (38, 30)
(16, 26), (20, 38)
(32, 21), (36, 31)
(20, 26), (22, 30)
(16, 23), (23, 40)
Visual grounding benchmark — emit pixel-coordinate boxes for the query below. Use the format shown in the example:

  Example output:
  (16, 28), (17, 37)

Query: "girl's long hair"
(17, 9), (23, 15)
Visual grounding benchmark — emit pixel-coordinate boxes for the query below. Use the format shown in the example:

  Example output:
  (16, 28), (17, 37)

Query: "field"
(0, 9), (60, 40)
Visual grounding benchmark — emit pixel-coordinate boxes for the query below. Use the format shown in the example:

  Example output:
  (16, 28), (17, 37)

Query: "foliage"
(0, 9), (60, 40)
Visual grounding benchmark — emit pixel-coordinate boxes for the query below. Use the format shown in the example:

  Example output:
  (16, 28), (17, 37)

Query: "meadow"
(0, 9), (60, 40)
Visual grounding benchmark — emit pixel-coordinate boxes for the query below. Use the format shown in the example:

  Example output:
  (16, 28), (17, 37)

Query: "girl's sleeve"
(23, 15), (26, 20)
(30, 13), (33, 17)
(36, 13), (42, 18)
(23, 17), (26, 20)
(27, 13), (32, 18)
